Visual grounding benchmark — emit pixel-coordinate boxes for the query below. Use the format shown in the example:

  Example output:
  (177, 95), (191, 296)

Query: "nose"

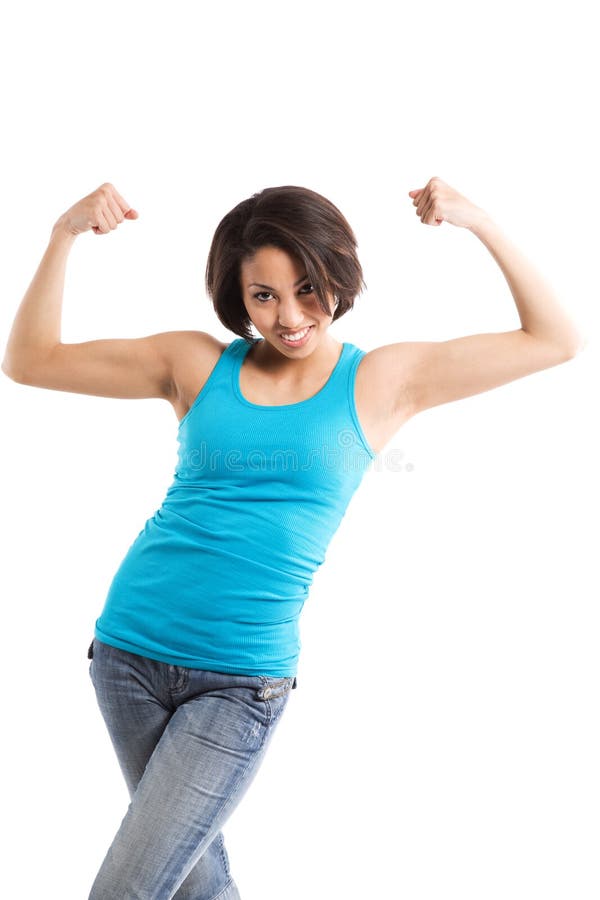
(277, 296), (307, 330)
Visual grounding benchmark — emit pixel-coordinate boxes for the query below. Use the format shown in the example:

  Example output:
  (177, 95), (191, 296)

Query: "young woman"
(2, 178), (584, 899)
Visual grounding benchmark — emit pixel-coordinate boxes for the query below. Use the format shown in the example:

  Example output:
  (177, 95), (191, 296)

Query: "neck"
(250, 333), (342, 376)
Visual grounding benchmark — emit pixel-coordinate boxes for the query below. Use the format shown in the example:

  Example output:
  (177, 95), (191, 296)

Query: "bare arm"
(2, 224), (77, 381)
(365, 178), (586, 419)
(465, 214), (585, 353)
(1, 183), (174, 400)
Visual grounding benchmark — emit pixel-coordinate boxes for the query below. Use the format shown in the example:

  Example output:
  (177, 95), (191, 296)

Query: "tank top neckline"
(232, 337), (348, 411)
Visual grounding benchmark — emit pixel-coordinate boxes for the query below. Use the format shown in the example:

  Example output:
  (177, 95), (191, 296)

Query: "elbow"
(523, 328), (588, 361)
(1, 357), (17, 381)
(1, 357), (29, 383)
(564, 334), (589, 358)
(565, 320), (590, 357)
(550, 332), (589, 361)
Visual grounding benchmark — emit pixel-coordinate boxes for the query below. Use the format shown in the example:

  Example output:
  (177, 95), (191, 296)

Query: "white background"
(1, 1), (598, 898)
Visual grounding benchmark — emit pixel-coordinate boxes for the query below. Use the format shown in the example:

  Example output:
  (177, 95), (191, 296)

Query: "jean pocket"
(87, 639), (95, 660)
(255, 675), (297, 701)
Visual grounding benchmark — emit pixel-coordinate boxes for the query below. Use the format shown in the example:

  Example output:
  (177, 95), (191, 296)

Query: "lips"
(278, 324), (315, 347)
(278, 325), (313, 336)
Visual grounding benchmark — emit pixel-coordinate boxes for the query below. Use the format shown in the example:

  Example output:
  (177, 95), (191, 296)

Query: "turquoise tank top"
(94, 337), (377, 676)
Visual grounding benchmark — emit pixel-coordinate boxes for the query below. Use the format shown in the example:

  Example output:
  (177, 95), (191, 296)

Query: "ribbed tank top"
(94, 337), (377, 676)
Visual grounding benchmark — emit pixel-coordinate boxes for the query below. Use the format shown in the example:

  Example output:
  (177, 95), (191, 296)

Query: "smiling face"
(239, 245), (337, 359)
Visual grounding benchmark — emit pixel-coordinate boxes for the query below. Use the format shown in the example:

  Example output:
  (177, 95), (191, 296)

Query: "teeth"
(281, 327), (310, 341)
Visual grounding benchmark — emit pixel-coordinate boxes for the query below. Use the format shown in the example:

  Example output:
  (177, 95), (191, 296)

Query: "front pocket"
(87, 639), (94, 659)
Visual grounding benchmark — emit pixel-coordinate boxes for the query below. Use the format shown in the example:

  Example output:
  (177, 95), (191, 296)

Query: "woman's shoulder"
(167, 331), (234, 420)
(162, 329), (233, 377)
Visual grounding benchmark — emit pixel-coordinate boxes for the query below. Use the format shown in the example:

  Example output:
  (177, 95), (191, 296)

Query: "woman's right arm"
(1, 183), (178, 401)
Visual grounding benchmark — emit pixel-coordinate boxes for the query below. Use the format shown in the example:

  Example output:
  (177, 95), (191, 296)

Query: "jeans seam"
(217, 831), (230, 880)
(209, 878), (236, 900)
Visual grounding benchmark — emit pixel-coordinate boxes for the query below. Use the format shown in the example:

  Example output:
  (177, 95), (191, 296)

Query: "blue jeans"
(87, 638), (297, 900)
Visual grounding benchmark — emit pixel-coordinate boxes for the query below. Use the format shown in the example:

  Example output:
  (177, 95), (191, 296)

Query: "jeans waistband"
(88, 639), (298, 688)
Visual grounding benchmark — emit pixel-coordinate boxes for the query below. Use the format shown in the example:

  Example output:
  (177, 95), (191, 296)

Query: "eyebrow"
(248, 274), (309, 290)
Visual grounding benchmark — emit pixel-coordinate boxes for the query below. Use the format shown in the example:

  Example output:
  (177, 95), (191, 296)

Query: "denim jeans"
(87, 638), (297, 900)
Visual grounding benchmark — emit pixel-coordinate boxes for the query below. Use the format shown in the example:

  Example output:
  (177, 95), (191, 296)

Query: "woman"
(2, 177), (584, 899)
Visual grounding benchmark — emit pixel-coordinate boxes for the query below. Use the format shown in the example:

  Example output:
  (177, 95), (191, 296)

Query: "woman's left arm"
(368, 177), (587, 419)
(466, 213), (585, 353)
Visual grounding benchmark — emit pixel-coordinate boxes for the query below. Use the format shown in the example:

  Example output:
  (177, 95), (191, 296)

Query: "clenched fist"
(54, 183), (139, 237)
(408, 177), (487, 229)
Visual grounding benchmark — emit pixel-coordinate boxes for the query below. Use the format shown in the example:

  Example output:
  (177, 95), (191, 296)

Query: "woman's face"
(239, 245), (336, 356)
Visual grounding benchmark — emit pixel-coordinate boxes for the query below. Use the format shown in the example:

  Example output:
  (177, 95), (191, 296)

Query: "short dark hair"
(205, 185), (367, 343)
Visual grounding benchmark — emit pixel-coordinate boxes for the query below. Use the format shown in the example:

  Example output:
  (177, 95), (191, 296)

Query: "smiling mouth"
(278, 325), (314, 343)
(278, 325), (313, 336)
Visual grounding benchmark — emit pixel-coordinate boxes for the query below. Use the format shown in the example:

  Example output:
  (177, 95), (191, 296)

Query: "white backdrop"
(1, 1), (598, 898)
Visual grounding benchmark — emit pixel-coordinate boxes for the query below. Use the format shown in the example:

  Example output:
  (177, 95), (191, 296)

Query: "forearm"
(468, 214), (586, 355)
(2, 220), (77, 378)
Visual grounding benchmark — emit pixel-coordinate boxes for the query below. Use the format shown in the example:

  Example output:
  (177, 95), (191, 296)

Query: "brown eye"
(253, 283), (314, 303)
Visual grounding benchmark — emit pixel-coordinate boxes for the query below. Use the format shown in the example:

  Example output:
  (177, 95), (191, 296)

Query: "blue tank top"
(94, 337), (377, 676)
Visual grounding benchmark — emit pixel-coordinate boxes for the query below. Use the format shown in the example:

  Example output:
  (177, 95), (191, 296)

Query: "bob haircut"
(205, 185), (367, 343)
